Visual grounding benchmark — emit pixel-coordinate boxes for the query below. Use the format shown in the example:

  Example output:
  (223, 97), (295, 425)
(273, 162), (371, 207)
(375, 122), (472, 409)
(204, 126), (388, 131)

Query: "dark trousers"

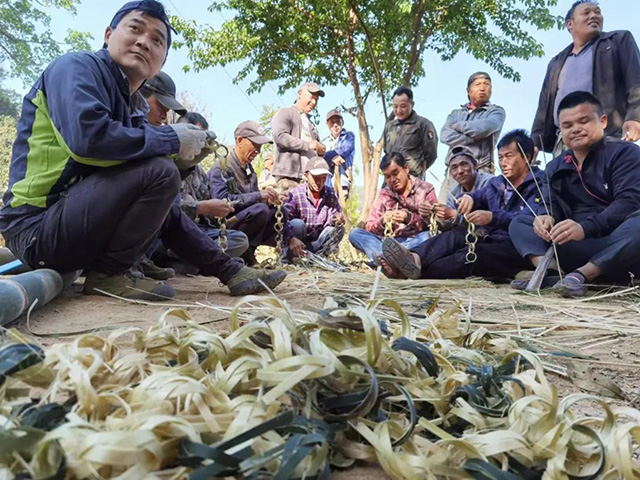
(7, 157), (242, 283)
(509, 214), (640, 283)
(231, 203), (280, 247)
(410, 227), (528, 279)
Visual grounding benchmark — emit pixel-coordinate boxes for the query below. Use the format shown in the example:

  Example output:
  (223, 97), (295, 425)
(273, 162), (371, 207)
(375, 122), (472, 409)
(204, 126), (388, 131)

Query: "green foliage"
(0, 68), (20, 118)
(0, 0), (93, 84)
(0, 115), (16, 197)
(173, 0), (562, 101)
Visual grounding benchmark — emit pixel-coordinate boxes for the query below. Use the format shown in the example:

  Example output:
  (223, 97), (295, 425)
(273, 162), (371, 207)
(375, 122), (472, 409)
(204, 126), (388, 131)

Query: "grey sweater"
(271, 106), (319, 179)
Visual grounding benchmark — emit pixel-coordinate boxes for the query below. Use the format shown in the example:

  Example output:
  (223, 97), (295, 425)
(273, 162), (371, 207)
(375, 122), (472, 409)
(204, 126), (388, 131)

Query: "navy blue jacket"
(0, 48), (180, 238)
(537, 137), (640, 238)
(469, 167), (545, 237)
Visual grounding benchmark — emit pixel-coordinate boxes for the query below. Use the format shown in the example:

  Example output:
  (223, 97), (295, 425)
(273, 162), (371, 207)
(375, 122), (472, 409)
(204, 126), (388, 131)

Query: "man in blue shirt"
(0, 0), (286, 300)
(323, 109), (355, 197)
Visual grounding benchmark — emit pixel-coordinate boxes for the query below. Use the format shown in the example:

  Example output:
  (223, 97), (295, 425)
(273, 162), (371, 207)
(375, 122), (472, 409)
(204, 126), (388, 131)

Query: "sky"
(6, 0), (639, 189)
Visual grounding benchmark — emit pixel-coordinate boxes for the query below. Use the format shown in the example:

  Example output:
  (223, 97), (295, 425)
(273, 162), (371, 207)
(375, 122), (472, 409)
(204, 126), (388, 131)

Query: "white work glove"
(170, 123), (207, 162)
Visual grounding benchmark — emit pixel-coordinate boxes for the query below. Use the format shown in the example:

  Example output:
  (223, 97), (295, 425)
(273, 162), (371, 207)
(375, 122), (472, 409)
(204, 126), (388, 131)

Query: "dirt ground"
(6, 268), (640, 478)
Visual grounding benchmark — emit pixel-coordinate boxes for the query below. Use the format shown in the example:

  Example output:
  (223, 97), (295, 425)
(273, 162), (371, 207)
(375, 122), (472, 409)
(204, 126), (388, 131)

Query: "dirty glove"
(170, 123), (207, 163)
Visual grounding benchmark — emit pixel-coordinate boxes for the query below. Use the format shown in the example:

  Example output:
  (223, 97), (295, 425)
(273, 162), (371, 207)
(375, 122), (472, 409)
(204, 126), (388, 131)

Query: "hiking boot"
(381, 238), (421, 280)
(83, 270), (175, 300)
(226, 266), (287, 296)
(317, 226), (345, 256)
(138, 257), (175, 280)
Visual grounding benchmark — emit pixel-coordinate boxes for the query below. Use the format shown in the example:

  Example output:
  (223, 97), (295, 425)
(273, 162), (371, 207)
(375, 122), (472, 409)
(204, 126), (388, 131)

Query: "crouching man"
(0, 0), (286, 300)
(380, 130), (542, 280)
(510, 91), (640, 296)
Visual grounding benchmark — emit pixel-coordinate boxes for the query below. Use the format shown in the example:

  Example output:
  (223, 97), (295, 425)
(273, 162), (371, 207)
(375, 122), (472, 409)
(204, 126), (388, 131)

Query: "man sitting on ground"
(0, 0), (286, 300)
(349, 152), (437, 265)
(436, 145), (493, 230)
(284, 157), (345, 260)
(510, 91), (640, 297)
(174, 112), (249, 259)
(380, 129), (543, 280)
(208, 121), (283, 265)
(139, 70), (186, 126)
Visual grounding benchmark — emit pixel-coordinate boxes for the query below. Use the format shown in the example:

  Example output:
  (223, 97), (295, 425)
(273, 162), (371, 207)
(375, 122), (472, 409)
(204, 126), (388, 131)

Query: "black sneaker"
(138, 257), (175, 280)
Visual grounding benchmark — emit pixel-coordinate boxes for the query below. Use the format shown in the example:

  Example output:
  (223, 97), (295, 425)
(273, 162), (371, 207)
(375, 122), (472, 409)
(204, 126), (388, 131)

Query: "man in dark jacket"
(531, 1), (640, 154)
(380, 129), (541, 280)
(208, 121), (282, 265)
(383, 86), (438, 179)
(0, 0), (286, 300)
(512, 91), (640, 297)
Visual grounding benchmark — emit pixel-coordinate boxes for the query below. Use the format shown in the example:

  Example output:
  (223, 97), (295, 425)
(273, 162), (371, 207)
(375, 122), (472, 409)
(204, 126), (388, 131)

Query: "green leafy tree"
(0, 0), (93, 84)
(0, 67), (20, 118)
(0, 114), (16, 195)
(173, 0), (561, 221)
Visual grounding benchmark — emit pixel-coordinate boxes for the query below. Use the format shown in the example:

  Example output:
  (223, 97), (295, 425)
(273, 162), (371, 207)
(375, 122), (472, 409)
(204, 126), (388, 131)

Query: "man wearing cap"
(532, 1), (640, 155)
(140, 71), (186, 126)
(271, 82), (327, 194)
(438, 72), (505, 202)
(283, 157), (344, 259)
(383, 86), (438, 179)
(209, 121), (283, 265)
(0, 0), (287, 300)
(348, 152), (438, 266)
(323, 109), (355, 196)
(436, 146), (493, 230)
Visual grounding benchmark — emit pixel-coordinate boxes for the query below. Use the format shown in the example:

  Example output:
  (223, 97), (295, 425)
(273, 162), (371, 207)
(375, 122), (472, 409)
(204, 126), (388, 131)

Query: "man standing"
(271, 82), (326, 194)
(139, 71), (187, 126)
(323, 109), (355, 197)
(436, 146), (493, 229)
(439, 72), (504, 201)
(284, 157), (344, 260)
(383, 86), (438, 179)
(349, 152), (437, 265)
(380, 130), (542, 280)
(0, 0), (286, 300)
(512, 92), (640, 297)
(209, 121), (283, 265)
(532, 1), (640, 154)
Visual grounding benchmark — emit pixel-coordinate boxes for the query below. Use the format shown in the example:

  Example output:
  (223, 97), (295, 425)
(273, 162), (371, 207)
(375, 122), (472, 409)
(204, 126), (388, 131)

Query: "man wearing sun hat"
(209, 120), (283, 265)
(282, 156), (345, 260)
(271, 82), (327, 194)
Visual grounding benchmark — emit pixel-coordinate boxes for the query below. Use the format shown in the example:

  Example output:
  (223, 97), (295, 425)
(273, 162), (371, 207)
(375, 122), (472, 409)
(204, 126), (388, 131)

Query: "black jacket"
(532, 31), (640, 152)
(537, 137), (640, 238)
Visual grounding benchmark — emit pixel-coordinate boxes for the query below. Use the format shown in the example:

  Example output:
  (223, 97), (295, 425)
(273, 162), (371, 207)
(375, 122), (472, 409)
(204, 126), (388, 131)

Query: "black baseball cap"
(144, 71), (186, 114)
(467, 71), (492, 88)
(449, 146), (477, 164)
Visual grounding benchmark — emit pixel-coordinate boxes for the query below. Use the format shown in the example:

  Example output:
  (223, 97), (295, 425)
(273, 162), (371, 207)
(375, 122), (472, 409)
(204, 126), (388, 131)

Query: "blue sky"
(7, 0), (638, 188)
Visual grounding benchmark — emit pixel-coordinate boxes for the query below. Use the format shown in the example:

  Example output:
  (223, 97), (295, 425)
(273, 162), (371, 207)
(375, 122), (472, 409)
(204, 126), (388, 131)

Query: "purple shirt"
(284, 183), (341, 241)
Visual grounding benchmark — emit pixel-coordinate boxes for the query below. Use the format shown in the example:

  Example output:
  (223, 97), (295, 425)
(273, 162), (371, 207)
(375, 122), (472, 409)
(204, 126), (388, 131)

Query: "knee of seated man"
(148, 156), (181, 191)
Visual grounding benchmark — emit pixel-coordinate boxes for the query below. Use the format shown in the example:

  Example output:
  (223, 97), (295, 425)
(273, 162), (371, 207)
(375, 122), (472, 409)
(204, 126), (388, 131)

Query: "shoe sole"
(381, 238), (421, 280)
(229, 270), (288, 296)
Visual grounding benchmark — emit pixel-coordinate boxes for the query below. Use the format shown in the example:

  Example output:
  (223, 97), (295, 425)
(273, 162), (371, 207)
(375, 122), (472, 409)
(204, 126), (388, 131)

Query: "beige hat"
(304, 156), (331, 176)
(298, 82), (325, 97)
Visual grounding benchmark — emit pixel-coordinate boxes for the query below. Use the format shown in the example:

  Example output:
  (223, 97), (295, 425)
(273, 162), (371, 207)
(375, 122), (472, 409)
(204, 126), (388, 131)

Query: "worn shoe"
(227, 266), (287, 296)
(138, 257), (175, 280)
(510, 276), (561, 291)
(552, 271), (588, 298)
(83, 270), (175, 300)
(381, 238), (421, 280)
(317, 225), (346, 256)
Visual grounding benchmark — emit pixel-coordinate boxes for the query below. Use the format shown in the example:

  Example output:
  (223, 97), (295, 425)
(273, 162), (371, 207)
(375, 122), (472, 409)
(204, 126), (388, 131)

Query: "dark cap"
(108, 1), (176, 54)
(449, 145), (477, 164)
(304, 156), (331, 176)
(467, 71), (492, 88)
(144, 71), (186, 114)
(234, 121), (273, 145)
(326, 109), (343, 121)
(298, 82), (325, 97)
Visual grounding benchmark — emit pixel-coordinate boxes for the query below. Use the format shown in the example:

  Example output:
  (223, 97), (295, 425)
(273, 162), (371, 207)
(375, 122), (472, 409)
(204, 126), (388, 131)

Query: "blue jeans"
(287, 218), (341, 256)
(200, 227), (249, 258)
(348, 228), (432, 262)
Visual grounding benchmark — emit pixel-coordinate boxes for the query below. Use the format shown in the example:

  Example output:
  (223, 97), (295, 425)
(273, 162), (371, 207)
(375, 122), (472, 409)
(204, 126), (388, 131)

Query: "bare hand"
(533, 214), (555, 241)
(457, 195), (474, 215)
(332, 213), (345, 225)
(418, 202), (435, 218)
(622, 120), (640, 142)
(465, 210), (493, 226)
(289, 237), (306, 257)
(550, 219), (585, 245)
(309, 140), (326, 155)
(333, 155), (346, 166)
(390, 210), (409, 224)
(198, 199), (234, 218)
(436, 204), (457, 221)
(260, 188), (279, 205)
